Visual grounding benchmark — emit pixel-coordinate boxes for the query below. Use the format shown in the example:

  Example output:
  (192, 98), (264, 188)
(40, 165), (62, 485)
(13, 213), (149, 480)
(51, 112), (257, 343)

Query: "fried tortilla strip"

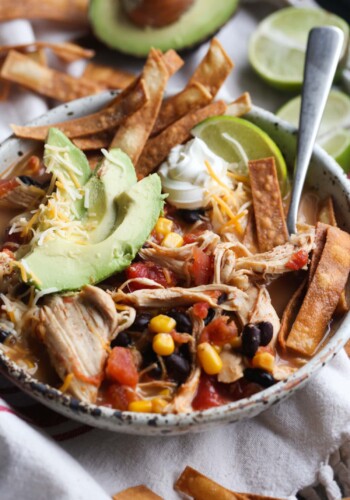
(286, 225), (350, 356)
(242, 210), (258, 254)
(137, 100), (227, 178)
(345, 340), (350, 356)
(278, 279), (307, 353)
(26, 48), (47, 66)
(152, 82), (212, 136)
(113, 485), (163, 500)
(0, 0), (88, 24)
(73, 131), (114, 150)
(0, 61), (10, 101)
(0, 42), (94, 63)
(189, 38), (233, 97)
(308, 222), (328, 286)
(248, 157), (289, 252)
(1, 51), (101, 102)
(110, 49), (169, 164)
(175, 466), (283, 500)
(11, 78), (148, 140)
(162, 49), (184, 76)
(83, 62), (134, 89)
(226, 92), (252, 117)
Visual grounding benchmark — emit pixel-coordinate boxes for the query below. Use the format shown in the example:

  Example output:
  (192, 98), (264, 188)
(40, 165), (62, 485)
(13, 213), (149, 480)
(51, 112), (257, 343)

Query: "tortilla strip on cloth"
(11, 78), (148, 140)
(83, 62), (134, 89)
(286, 225), (350, 356)
(1, 50), (101, 102)
(0, 0), (88, 23)
(248, 157), (288, 252)
(0, 42), (94, 63)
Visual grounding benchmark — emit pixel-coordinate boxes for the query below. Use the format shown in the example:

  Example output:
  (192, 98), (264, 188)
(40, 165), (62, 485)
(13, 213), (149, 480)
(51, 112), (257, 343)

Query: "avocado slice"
(89, 0), (239, 57)
(85, 148), (137, 243)
(22, 174), (164, 291)
(44, 128), (91, 219)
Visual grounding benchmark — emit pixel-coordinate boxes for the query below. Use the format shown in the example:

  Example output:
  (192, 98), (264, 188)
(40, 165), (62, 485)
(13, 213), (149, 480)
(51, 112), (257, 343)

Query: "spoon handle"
(286, 26), (344, 235)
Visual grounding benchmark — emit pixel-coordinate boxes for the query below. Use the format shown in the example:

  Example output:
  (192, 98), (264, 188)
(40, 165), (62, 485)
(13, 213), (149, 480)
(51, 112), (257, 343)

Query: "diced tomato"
(1, 248), (15, 259)
(192, 373), (230, 411)
(286, 249), (308, 270)
(193, 301), (210, 319)
(200, 316), (238, 346)
(0, 178), (19, 198)
(105, 347), (139, 387)
(126, 261), (177, 291)
(104, 383), (138, 411)
(190, 247), (213, 285)
(170, 330), (191, 344)
(183, 233), (198, 245)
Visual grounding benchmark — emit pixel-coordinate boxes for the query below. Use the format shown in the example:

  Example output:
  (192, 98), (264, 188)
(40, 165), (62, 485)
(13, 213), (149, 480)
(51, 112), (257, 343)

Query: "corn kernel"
(155, 217), (173, 237)
(128, 400), (153, 413)
(149, 314), (176, 333)
(197, 342), (223, 375)
(161, 232), (184, 248)
(152, 397), (168, 413)
(152, 333), (175, 356)
(252, 352), (275, 373)
(159, 389), (171, 397)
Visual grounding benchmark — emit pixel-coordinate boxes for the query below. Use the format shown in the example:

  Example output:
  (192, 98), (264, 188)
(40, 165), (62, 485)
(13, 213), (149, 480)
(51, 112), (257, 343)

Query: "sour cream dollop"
(158, 138), (230, 209)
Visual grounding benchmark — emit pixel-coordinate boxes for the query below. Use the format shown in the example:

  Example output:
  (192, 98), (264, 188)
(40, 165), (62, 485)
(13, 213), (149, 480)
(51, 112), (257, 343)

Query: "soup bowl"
(0, 92), (350, 435)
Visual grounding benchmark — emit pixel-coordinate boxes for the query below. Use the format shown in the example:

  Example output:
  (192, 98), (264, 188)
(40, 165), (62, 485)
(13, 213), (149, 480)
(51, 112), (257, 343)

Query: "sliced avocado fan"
(89, 0), (239, 57)
(20, 130), (164, 291)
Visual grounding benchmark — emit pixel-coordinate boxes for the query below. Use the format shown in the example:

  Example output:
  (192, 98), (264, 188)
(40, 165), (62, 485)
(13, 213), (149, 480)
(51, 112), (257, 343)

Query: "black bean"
(132, 313), (152, 331)
(258, 321), (273, 346)
(204, 308), (215, 326)
(244, 368), (276, 388)
(141, 344), (162, 379)
(167, 310), (192, 333)
(17, 175), (41, 187)
(177, 208), (204, 224)
(111, 332), (132, 348)
(217, 293), (228, 305)
(164, 353), (191, 383)
(241, 323), (260, 358)
(0, 329), (10, 344)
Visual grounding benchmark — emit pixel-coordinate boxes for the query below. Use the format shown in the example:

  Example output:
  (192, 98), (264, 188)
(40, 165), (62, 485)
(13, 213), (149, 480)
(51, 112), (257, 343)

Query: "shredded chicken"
(0, 184), (45, 209)
(37, 285), (121, 403)
(218, 348), (244, 383)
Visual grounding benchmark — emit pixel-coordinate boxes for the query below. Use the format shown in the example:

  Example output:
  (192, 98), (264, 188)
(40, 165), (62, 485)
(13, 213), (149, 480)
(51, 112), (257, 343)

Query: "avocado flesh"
(89, 0), (239, 57)
(85, 148), (137, 243)
(44, 128), (91, 218)
(22, 174), (163, 291)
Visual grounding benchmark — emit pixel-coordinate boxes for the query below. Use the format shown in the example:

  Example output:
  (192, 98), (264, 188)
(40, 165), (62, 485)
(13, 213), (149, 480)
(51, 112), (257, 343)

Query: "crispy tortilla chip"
(162, 49), (184, 77)
(286, 225), (350, 356)
(0, 0), (88, 24)
(11, 78), (148, 140)
(112, 485), (163, 500)
(83, 62), (134, 89)
(308, 222), (328, 286)
(189, 38), (234, 97)
(137, 100), (227, 178)
(0, 42), (94, 63)
(226, 92), (252, 117)
(110, 49), (169, 164)
(318, 196), (337, 226)
(1, 51), (101, 102)
(345, 340), (350, 356)
(242, 210), (259, 254)
(152, 82), (212, 136)
(248, 157), (289, 252)
(278, 279), (307, 353)
(26, 49), (47, 66)
(175, 466), (283, 500)
(0, 61), (10, 101)
(73, 131), (113, 150)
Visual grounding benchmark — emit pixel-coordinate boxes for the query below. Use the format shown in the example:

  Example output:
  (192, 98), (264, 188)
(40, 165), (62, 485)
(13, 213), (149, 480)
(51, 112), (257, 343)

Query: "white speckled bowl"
(1, 92), (350, 435)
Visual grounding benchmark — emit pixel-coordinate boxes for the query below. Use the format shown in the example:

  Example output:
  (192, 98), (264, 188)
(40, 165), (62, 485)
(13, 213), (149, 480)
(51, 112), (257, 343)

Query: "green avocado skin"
(89, 0), (239, 57)
(22, 174), (164, 292)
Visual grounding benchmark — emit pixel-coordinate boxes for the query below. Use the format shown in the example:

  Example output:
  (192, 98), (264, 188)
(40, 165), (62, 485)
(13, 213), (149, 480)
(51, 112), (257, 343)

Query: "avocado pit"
(121, 0), (195, 28)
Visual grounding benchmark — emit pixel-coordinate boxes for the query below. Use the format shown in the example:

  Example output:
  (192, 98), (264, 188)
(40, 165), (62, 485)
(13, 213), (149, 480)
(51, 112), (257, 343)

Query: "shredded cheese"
(59, 373), (74, 393)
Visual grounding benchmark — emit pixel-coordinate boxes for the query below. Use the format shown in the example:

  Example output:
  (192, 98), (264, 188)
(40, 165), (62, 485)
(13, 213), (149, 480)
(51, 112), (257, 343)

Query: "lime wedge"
(277, 90), (350, 172)
(249, 7), (349, 91)
(191, 115), (288, 190)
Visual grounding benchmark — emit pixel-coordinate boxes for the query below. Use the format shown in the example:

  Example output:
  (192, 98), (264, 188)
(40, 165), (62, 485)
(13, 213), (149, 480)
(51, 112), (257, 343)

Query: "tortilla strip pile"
(248, 157), (288, 252)
(1, 51), (101, 102)
(0, 0), (88, 24)
(83, 62), (135, 90)
(113, 485), (162, 500)
(285, 224), (350, 356)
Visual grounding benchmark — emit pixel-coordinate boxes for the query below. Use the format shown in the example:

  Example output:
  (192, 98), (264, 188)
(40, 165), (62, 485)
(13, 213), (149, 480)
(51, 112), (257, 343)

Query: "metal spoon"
(286, 26), (344, 235)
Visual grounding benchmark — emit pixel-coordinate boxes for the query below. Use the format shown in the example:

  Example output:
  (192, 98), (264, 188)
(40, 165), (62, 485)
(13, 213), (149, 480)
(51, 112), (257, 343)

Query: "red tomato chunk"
(200, 316), (237, 345)
(190, 247), (213, 285)
(126, 261), (177, 290)
(104, 383), (137, 411)
(105, 347), (139, 387)
(0, 178), (19, 198)
(192, 373), (230, 411)
(286, 249), (308, 270)
(193, 301), (210, 319)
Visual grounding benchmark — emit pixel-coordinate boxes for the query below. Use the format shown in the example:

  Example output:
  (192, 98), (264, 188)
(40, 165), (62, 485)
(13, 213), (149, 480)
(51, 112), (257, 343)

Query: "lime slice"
(249, 7), (349, 91)
(277, 90), (350, 172)
(191, 115), (288, 190)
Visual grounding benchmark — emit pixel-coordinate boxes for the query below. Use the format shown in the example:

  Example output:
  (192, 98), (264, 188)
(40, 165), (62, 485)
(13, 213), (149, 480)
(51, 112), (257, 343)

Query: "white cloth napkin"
(1, 4), (350, 500)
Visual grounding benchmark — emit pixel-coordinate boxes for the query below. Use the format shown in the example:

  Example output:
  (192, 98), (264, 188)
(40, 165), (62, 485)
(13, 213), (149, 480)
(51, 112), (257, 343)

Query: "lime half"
(249, 7), (349, 91)
(192, 115), (288, 190)
(277, 90), (350, 172)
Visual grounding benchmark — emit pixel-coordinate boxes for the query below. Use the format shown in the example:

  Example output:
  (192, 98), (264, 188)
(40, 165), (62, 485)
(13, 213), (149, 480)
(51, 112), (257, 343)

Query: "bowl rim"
(1, 91), (350, 431)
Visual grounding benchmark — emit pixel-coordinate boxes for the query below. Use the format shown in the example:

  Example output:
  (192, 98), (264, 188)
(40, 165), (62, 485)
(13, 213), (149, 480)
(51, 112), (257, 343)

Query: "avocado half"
(89, 0), (239, 57)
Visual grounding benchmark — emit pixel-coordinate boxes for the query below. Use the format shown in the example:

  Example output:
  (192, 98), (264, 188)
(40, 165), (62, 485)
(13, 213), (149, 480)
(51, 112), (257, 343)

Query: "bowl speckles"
(1, 93), (350, 435)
